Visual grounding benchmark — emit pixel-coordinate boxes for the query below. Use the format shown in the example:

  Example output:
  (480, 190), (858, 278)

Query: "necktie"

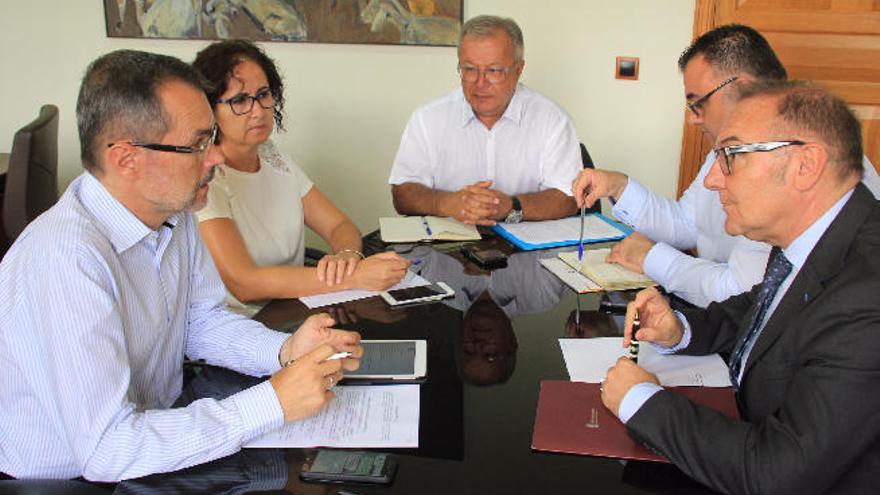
(728, 247), (793, 388)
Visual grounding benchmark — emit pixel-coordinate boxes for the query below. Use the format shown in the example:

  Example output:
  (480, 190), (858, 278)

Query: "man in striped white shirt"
(0, 50), (362, 482)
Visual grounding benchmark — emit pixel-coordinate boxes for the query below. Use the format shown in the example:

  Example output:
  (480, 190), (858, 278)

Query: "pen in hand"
(578, 192), (587, 262)
(628, 316), (640, 364)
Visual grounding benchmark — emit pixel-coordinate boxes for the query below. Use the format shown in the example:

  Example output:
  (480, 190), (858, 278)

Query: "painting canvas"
(104, 0), (463, 46)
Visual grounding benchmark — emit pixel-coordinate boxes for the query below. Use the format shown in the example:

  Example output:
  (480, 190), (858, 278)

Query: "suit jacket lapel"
(742, 183), (876, 377)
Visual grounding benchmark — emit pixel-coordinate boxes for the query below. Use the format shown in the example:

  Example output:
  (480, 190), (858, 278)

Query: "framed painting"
(104, 0), (463, 47)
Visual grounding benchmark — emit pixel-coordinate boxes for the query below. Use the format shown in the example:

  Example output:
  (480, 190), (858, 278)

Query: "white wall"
(0, 0), (694, 242)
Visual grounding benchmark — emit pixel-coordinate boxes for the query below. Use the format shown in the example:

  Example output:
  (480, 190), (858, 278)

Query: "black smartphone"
(300, 450), (396, 484)
(461, 246), (508, 269)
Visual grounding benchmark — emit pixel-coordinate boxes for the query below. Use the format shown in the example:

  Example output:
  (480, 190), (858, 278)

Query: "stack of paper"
(558, 249), (655, 291)
(299, 271), (429, 309)
(245, 385), (420, 448)
(539, 257), (602, 293)
(379, 216), (480, 243)
(558, 337), (731, 387)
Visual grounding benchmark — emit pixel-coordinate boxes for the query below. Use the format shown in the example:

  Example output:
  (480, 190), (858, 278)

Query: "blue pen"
(411, 258), (423, 275)
(422, 216), (433, 236)
(577, 197), (586, 262)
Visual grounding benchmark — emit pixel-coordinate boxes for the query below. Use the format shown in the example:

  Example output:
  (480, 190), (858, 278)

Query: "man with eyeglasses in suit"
(389, 15), (581, 226)
(601, 80), (880, 495)
(572, 24), (880, 308)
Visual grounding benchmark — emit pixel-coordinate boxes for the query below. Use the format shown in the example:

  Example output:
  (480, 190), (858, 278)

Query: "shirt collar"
(459, 83), (525, 128)
(78, 172), (180, 254)
(783, 188), (854, 271)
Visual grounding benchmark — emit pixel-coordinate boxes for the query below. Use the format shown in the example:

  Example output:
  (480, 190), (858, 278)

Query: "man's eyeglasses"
(457, 64), (516, 84)
(687, 76), (739, 116)
(216, 88), (276, 116)
(714, 140), (807, 175)
(107, 124), (219, 156)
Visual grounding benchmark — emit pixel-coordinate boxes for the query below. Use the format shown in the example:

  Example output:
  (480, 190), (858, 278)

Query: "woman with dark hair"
(193, 40), (408, 316)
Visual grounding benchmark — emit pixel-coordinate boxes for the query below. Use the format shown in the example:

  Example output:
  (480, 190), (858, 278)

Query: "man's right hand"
(622, 287), (684, 349)
(571, 169), (629, 208)
(351, 251), (410, 290)
(269, 344), (347, 423)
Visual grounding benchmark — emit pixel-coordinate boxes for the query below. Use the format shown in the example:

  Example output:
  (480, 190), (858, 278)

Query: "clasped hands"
(449, 180), (513, 226)
(600, 287), (684, 418)
(271, 313), (364, 423)
(316, 251), (410, 290)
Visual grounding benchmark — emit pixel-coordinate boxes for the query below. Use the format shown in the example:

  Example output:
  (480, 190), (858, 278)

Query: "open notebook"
(379, 216), (480, 243)
(557, 248), (655, 291)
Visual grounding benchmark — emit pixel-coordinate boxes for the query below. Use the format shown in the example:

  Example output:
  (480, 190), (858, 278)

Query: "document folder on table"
(493, 214), (631, 251)
(532, 380), (738, 463)
(379, 216), (481, 243)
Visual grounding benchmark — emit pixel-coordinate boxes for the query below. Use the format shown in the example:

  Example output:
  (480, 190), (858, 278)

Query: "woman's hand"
(350, 252), (410, 291)
(316, 250), (364, 286)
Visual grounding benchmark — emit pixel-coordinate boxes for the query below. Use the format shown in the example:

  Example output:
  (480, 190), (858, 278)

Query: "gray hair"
(76, 50), (207, 173)
(738, 80), (863, 181)
(458, 15), (524, 62)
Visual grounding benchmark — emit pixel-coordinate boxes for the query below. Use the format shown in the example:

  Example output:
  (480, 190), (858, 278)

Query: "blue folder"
(492, 213), (632, 251)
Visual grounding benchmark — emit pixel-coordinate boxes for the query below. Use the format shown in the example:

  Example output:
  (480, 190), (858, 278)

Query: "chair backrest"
(579, 142), (601, 214)
(3, 104), (59, 245)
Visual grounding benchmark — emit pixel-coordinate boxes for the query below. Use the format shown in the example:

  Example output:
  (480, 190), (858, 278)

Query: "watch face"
(506, 209), (523, 223)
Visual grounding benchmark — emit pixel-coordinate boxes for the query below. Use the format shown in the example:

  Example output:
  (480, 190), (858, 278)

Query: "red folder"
(532, 380), (738, 463)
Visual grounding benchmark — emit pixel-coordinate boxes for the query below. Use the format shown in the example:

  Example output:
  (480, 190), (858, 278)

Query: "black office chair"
(2, 104), (60, 250)
(579, 142), (601, 214)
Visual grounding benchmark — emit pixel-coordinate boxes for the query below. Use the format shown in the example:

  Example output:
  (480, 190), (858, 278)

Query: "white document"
(539, 257), (601, 293)
(300, 271), (430, 309)
(559, 338), (731, 387)
(245, 385), (420, 448)
(500, 216), (625, 245)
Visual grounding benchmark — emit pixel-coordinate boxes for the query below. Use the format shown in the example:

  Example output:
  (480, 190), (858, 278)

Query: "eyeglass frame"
(215, 87), (276, 116)
(686, 76), (739, 116)
(457, 63), (519, 84)
(106, 123), (219, 156)
(713, 140), (808, 175)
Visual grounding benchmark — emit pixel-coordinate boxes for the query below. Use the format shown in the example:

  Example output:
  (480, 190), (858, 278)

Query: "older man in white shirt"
(389, 15), (581, 226)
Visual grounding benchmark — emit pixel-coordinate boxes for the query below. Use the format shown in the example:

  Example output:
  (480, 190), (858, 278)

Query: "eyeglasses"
(714, 140), (807, 175)
(457, 64), (516, 84)
(107, 124), (219, 156)
(216, 87), (276, 115)
(686, 76), (739, 116)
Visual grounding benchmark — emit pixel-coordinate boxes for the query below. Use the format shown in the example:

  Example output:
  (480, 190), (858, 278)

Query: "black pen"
(629, 316), (640, 363)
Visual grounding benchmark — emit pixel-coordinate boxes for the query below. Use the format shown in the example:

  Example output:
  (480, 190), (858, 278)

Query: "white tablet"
(343, 339), (427, 382)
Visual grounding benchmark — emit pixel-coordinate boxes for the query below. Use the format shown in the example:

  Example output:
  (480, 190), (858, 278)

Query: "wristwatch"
(505, 195), (523, 223)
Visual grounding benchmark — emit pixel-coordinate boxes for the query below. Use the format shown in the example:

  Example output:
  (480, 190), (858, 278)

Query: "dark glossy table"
(2, 236), (714, 494)
(109, 235), (716, 495)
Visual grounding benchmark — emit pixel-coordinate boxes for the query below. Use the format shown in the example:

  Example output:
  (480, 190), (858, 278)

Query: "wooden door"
(677, 0), (880, 197)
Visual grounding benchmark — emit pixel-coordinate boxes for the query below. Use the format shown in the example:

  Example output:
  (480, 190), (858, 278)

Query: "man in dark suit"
(601, 80), (880, 494)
